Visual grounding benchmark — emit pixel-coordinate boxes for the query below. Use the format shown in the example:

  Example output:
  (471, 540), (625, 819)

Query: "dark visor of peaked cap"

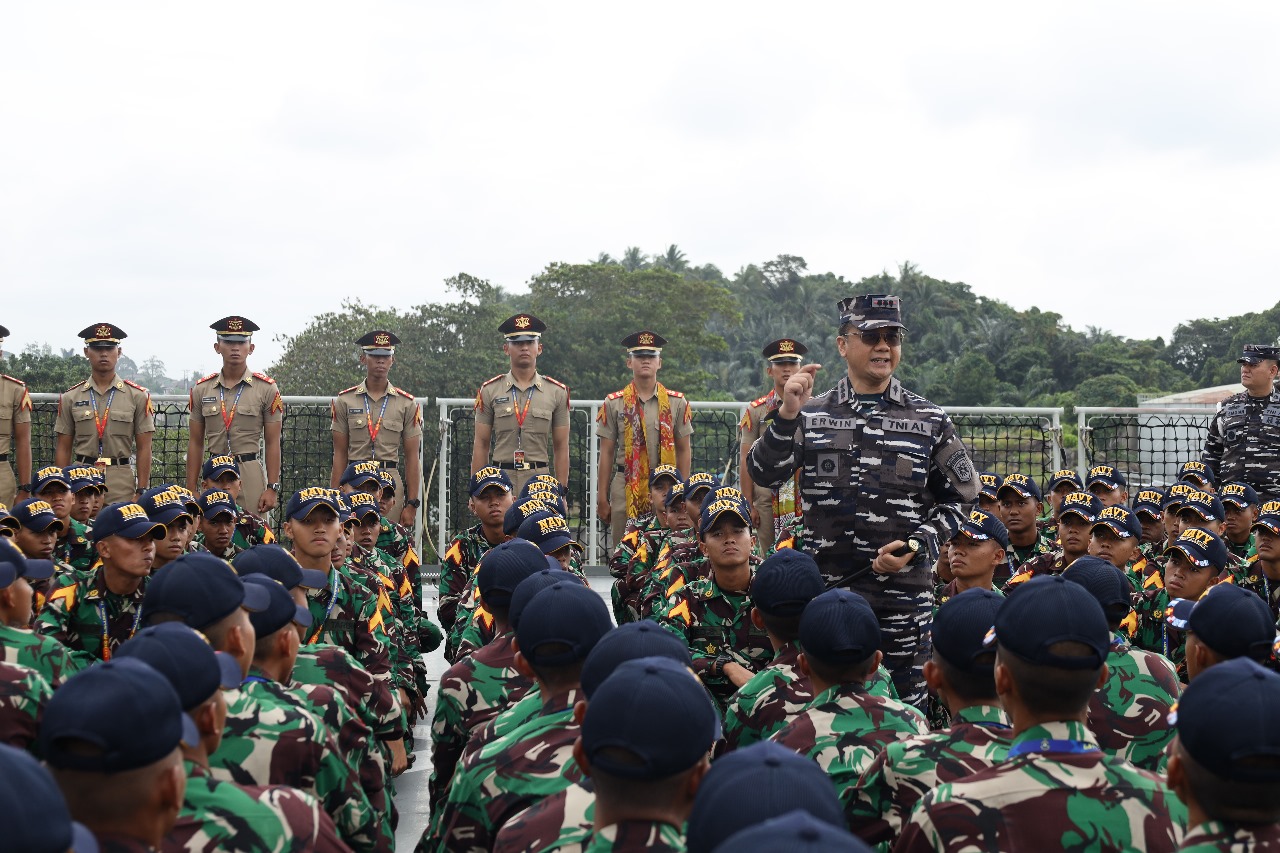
(500, 314), (546, 342)
(762, 338), (807, 362)
(356, 330), (399, 356)
(1238, 344), (1280, 365)
(622, 330), (666, 353)
(78, 323), (126, 346)
(209, 316), (259, 341)
(836, 294), (907, 332)
(0, 325), (8, 339)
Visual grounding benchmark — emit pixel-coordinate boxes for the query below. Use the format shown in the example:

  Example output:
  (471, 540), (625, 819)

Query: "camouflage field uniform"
(580, 822), (684, 852)
(439, 524), (498, 662)
(1088, 633), (1181, 772)
(460, 686), (545, 767)
(770, 681), (929, 796)
(303, 566), (399, 719)
(894, 721), (1187, 852)
(348, 545), (419, 693)
(56, 517), (96, 571)
(1177, 821), (1280, 851)
(1224, 531), (1257, 563)
(1203, 388), (1280, 502)
(608, 513), (659, 622)
(654, 570), (773, 710)
(292, 641), (405, 744)
(747, 374), (978, 707)
(1130, 564), (1241, 679)
(637, 528), (701, 618)
(429, 631), (535, 813)
(36, 566), (148, 668)
(194, 506), (274, 560)
(0, 659), (50, 752)
(1005, 526), (1058, 579)
(848, 703), (1011, 847)
(425, 687), (585, 853)
(1003, 550), (1074, 593)
(166, 759), (306, 853)
(377, 515), (422, 606)
(492, 778), (595, 853)
(722, 643), (899, 750)
(0, 621), (81, 688)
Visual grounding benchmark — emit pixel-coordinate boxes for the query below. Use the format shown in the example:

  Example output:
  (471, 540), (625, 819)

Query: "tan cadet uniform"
(598, 386), (693, 544)
(0, 372), (32, 507)
(332, 380), (422, 519)
(189, 370), (283, 510)
(474, 371), (570, 494)
(56, 377), (154, 505)
(740, 391), (778, 549)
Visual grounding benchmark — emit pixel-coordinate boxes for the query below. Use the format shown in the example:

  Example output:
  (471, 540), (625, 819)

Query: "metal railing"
(1076, 406), (1214, 491)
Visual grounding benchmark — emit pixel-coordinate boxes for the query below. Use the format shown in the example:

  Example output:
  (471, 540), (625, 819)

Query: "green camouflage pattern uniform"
(425, 687), (585, 853)
(894, 720), (1187, 853)
(56, 517), (96, 571)
(1224, 531), (1257, 563)
(608, 512), (659, 622)
(0, 622), (81, 688)
(377, 515), (422, 603)
(638, 528), (701, 618)
(166, 759), (302, 853)
(1177, 820), (1280, 851)
(461, 686), (544, 766)
(928, 582), (1004, 728)
(722, 642), (899, 750)
(581, 822), (685, 852)
(848, 704), (1012, 847)
(35, 566), (148, 669)
(1087, 632), (1181, 772)
(429, 631), (535, 813)
(491, 778), (595, 853)
(193, 506), (274, 559)
(209, 685), (383, 853)
(451, 555), (588, 663)
(438, 523), (497, 657)
(654, 569), (773, 711)
(0, 659), (50, 752)
(292, 641), (405, 743)
(1005, 525), (1059, 581)
(770, 681), (929, 797)
(1129, 563), (1241, 680)
(1002, 549), (1075, 594)
(349, 545), (419, 694)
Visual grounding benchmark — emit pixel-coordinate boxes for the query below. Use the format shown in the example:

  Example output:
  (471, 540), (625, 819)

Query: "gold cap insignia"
(515, 316), (531, 329)
(639, 332), (654, 346)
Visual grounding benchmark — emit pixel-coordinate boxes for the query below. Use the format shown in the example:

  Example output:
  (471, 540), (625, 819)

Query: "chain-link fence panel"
(949, 411), (1061, 491)
(1078, 408), (1213, 491)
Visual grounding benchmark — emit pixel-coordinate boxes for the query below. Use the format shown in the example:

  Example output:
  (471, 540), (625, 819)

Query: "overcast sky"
(3, 2), (1278, 382)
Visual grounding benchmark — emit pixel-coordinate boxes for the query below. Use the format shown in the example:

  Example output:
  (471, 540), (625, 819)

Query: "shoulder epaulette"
(606, 390), (625, 401)
(543, 375), (568, 391)
(394, 387), (414, 400)
(1, 374), (25, 386)
(64, 379), (88, 393)
(251, 371), (276, 385)
(339, 384), (361, 395)
(750, 393), (771, 408)
(196, 372), (218, 384)
(480, 374), (505, 388)
(667, 390), (685, 398)
(122, 379), (148, 392)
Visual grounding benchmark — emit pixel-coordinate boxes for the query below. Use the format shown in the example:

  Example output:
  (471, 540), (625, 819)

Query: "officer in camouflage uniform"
(36, 502), (164, 668)
(186, 316), (285, 515)
(471, 314), (571, 494)
(739, 338), (808, 554)
(850, 588), (1010, 847)
(1203, 344), (1280, 502)
(748, 294), (979, 708)
(1167, 659), (1280, 851)
(609, 464), (679, 623)
(895, 575), (1187, 853)
(1063, 557), (1180, 773)
(0, 326), (32, 507)
(1220, 480), (1260, 561)
(330, 330), (424, 527)
(196, 455), (275, 556)
(54, 323), (155, 504)
(0, 538), (75, 689)
(771, 589), (929, 797)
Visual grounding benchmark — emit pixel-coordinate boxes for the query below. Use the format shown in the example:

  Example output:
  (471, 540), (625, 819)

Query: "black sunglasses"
(847, 329), (904, 346)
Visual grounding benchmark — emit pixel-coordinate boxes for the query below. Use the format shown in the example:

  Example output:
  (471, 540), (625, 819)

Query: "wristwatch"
(268, 483), (281, 493)
(405, 498), (422, 509)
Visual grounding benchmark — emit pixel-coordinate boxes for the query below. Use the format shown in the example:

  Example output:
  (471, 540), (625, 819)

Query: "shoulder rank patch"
(197, 372), (218, 384)
(543, 375), (568, 391)
(64, 379), (88, 393)
(394, 387), (414, 400)
(480, 374), (505, 388)
(606, 390), (625, 400)
(667, 390), (685, 398)
(251, 371), (276, 385)
(750, 393), (771, 408)
(122, 379), (148, 392)
(339, 384), (361, 395)
(1, 374), (25, 386)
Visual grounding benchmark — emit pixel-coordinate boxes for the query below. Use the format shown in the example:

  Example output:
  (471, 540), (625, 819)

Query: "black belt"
(496, 461), (548, 471)
(0, 454), (7, 462)
(377, 461), (398, 470)
(75, 455), (131, 466)
(616, 465), (625, 473)
(231, 452), (258, 462)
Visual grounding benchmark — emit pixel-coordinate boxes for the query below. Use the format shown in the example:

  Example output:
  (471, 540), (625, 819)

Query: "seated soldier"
(193, 488), (238, 558)
(9, 498), (66, 614)
(1044, 469), (1084, 524)
(1177, 460), (1216, 494)
(1086, 465), (1130, 508)
(937, 510), (1008, 605)
(0, 538), (74, 688)
(1167, 659), (1280, 850)
(140, 487), (197, 571)
(438, 468), (512, 662)
(1004, 492), (1099, 592)
(609, 464), (679, 623)
(637, 482), (695, 618)
(1177, 491), (1251, 578)
(1087, 505), (1146, 589)
(1221, 482), (1260, 561)
(1249, 501), (1280, 620)
(1130, 488), (1167, 563)
(517, 510), (585, 575)
(1161, 482), (1197, 547)
(896, 575), (1187, 852)
(1166, 584), (1275, 682)
(976, 472), (1004, 525)
(682, 472), (720, 529)
(197, 456), (273, 556)
(63, 465), (100, 528)
(997, 473), (1055, 577)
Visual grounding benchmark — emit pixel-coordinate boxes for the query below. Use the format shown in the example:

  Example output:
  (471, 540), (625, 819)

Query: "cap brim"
(363, 348), (394, 356)
(767, 355), (803, 363)
(1239, 356), (1262, 365)
(241, 582), (271, 613)
(202, 506), (236, 520)
(1179, 508), (1217, 522)
(1221, 497), (1252, 508)
(118, 520), (166, 540)
(216, 334), (251, 342)
(342, 474), (381, 489)
(997, 486), (1037, 501)
(292, 604), (314, 627)
(956, 525), (993, 542)
(72, 822), (100, 853)
(85, 341), (119, 349)
(289, 500), (338, 521)
(20, 559), (55, 581)
(214, 651), (243, 689)
(505, 333), (541, 342)
(470, 479), (512, 496)
(298, 567), (329, 589)
(151, 509), (194, 526)
(627, 348), (661, 356)
(538, 535), (575, 555)
(701, 507), (751, 533)
(23, 517), (66, 534)
(1087, 479), (1120, 490)
(1165, 543), (1211, 568)
(352, 508), (380, 522)
(205, 466), (240, 480)
(1060, 508), (1095, 522)
(1091, 519), (1135, 538)
(180, 711), (201, 748)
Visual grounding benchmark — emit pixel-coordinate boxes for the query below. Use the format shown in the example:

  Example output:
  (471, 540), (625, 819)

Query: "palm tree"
(621, 247), (648, 272)
(654, 244), (689, 273)
(593, 252), (616, 265)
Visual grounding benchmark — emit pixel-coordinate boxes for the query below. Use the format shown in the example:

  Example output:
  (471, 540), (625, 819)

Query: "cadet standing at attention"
(739, 338), (807, 554)
(1203, 344), (1280, 503)
(185, 316), (285, 515)
(748, 295), (978, 709)
(0, 325), (33, 507)
(471, 314), (571, 494)
(54, 324), (155, 504)
(597, 331), (693, 547)
(330, 330), (423, 528)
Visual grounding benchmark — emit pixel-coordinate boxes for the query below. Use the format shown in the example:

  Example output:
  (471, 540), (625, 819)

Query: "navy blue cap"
(1237, 344), (1280, 365)
(140, 486), (195, 525)
(0, 743), (100, 853)
(345, 491), (381, 521)
(1254, 503), (1280, 537)
(201, 455), (240, 481)
(1058, 491), (1102, 523)
(520, 474), (562, 498)
(955, 509), (1010, 551)
(0, 537), (55, 588)
(197, 488), (238, 520)
(284, 487), (341, 521)
(699, 493), (752, 535)
(997, 472), (1042, 502)
(116, 623), (242, 710)
(1178, 460), (1216, 488)
(376, 470), (395, 494)
(1046, 469), (1084, 492)
(1132, 489), (1165, 519)
(209, 315), (258, 341)
(517, 511), (579, 555)
(989, 575), (1109, 670)
(477, 539), (549, 608)
(751, 549), (825, 616)
(713, 809), (872, 853)
(580, 619), (693, 697)
(978, 471), (1003, 499)
(143, 552), (270, 630)
(29, 465), (70, 494)
(0, 503), (15, 534)
(1175, 658), (1280, 782)
(509, 568), (585, 630)
(1091, 505), (1142, 539)
(583, 657), (718, 780)
(1086, 465), (1127, 490)
(91, 502), (165, 543)
(232, 544), (328, 590)
(356, 330), (399, 356)
(684, 472), (720, 500)
(10, 497), (66, 534)
(503, 496), (553, 536)
(1179, 491), (1225, 524)
(499, 313), (545, 341)
(648, 464), (681, 488)
(933, 588), (1003, 673)
(1220, 481), (1260, 508)
(63, 465), (101, 494)
(469, 466), (513, 497)
(1165, 527), (1229, 571)
(340, 460), (383, 489)
(1162, 482), (1199, 512)
(1169, 584), (1275, 661)
(836, 294), (906, 332)
(664, 481), (687, 508)
(41, 657), (199, 772)
(334, 492), (355, 526)
(514, 581), (612, 667)
(1062, 555), (1133, 622)
(686, 741), (845, 853)
(798, 589), (880, 665)
(243, 574), (313, 637)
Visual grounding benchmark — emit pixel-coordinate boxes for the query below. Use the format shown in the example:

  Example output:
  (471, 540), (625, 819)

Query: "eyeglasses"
(847, 329), (904, 346)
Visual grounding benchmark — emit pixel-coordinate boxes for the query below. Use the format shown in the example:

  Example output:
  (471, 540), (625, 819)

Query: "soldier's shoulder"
(605, 389), (625, 401)
(541, 375), (569, 392)
(121, 378), (150, 394)
(336, 383), (364, 397)
(194, 372), (218, 385)
(748, 393), (772, 409)
(63, 379), (89, 393)
(479, 374), (506, 390)
(251, 371), (276, 385)
(666, 389), (686, 399)
(0, 374), (26, 387)
(393, 386), (415, 400)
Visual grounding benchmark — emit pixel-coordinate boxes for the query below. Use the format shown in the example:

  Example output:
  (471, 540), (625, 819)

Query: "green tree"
(3, 344), (90, 393)
(1074, 373), (1141, 408)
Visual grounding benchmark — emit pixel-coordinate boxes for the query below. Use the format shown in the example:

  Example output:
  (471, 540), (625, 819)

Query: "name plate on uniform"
(202, 397), (217, 403)
(348, 408), (363, 414)
(494, 396), (510, 404)
(805, 414), (857, 430)
(73, 400), (90, 407)
(881, 417), (930, 436)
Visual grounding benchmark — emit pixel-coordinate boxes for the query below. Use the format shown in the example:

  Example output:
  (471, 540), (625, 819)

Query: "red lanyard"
(512, 386), (535, 429)
(363, 393), (390, 443)
(88, 387), (117, 455)
(219, 382), (246, 445)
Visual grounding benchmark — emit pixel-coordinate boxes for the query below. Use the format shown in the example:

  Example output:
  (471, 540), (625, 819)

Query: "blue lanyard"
(307, 570), (340, 643)
(217, 382), (246, 451)
(241, 675), (271, 686)
(97, 597), (142, 661)
(1007, 738), (1100, 759)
